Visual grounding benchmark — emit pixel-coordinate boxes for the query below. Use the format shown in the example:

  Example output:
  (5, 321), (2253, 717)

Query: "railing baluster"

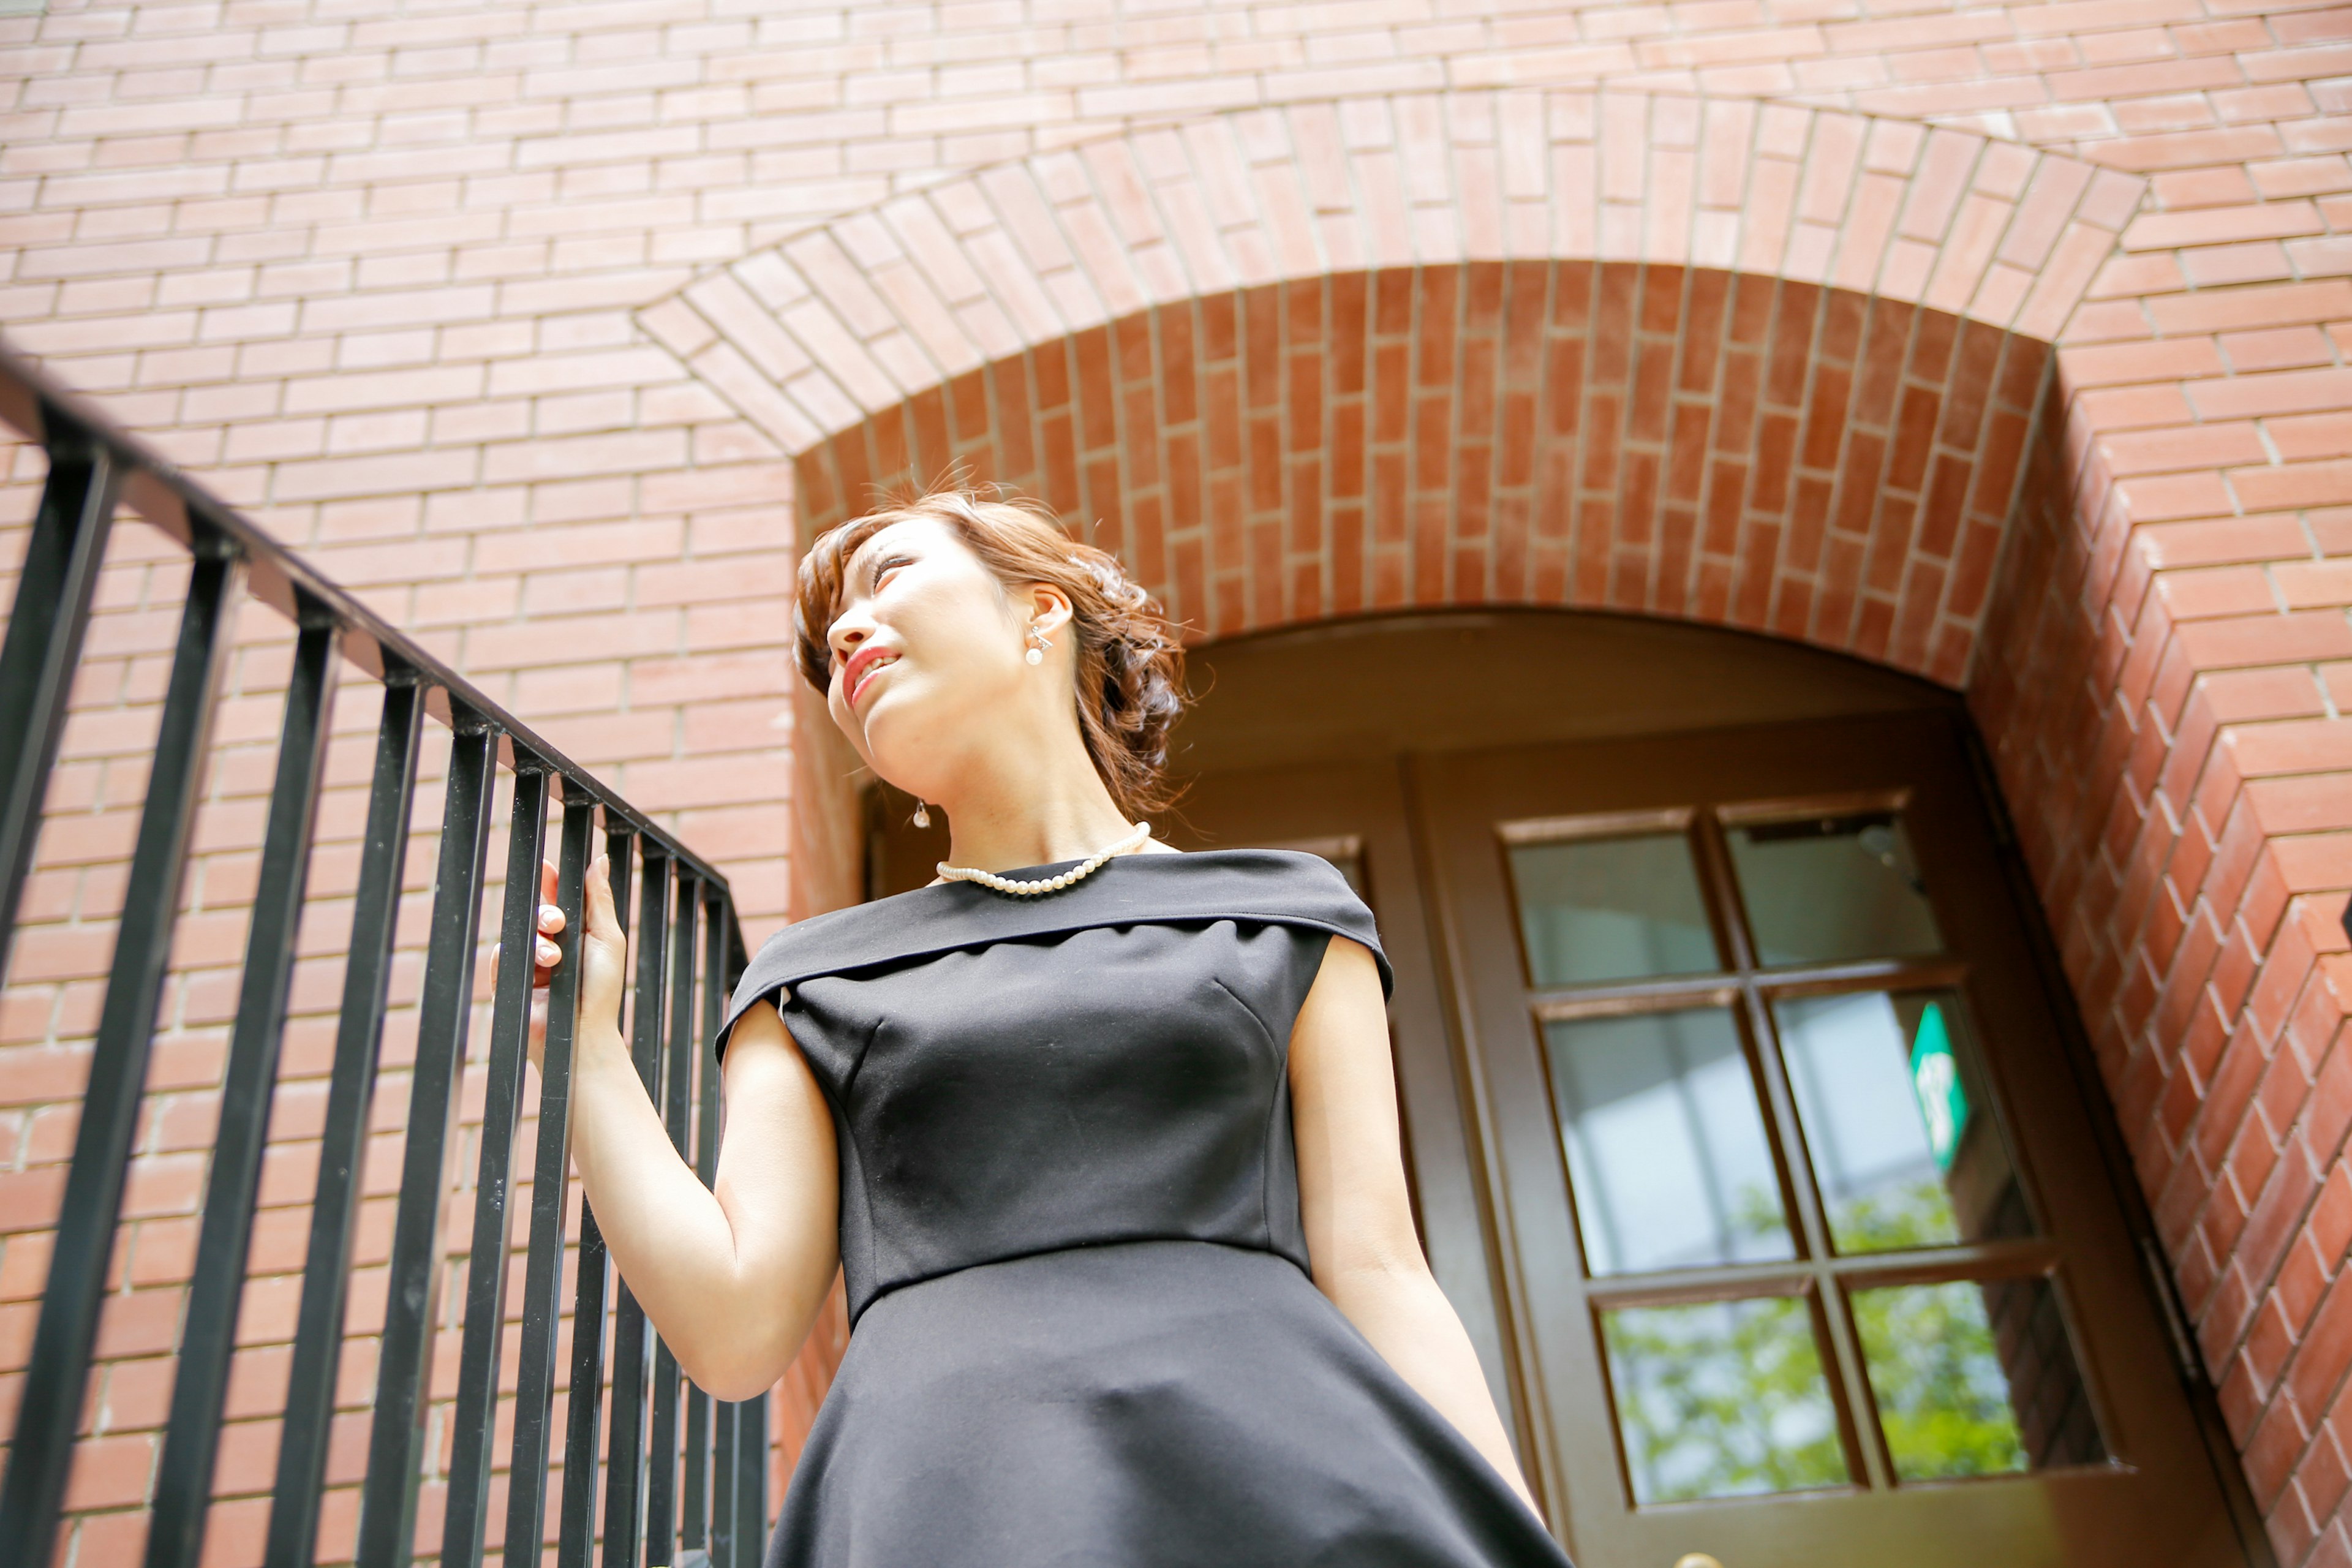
(684, 891), (728, 1555)
(602, 844), (671, 1567)
(0, 541), (242, 1566)
(436, 763), (554, 1567)
(556, 835), (632, 1568)
(0, 424), (118, 974)
(720, 901), (766, 1565)
(709, 1399), (737, 1568)
(684, 1368), (713, 1557)
(645, 874), (699, 1565)
(148, 609), (341, 1568)
(266, 665), (425, 1568)
(502, 793), (598, 1566)
(736, 1390), (769, 1567)
(354, 720), (497, 1568)
(558, 1212), (614, 1564)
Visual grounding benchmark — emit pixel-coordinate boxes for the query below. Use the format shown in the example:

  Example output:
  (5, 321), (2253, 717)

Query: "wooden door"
(1411, 712), (2250, 1568)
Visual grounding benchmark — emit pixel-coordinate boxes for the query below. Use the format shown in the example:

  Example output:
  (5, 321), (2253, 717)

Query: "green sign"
(1909, 1001), (1969, 1171)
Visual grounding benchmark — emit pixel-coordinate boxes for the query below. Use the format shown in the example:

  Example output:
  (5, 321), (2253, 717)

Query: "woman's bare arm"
(1288, 935), (1539, 1513)
(519, 859), (839, 1399)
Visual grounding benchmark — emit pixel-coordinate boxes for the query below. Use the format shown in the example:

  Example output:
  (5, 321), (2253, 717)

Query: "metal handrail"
(0, 333), (769, 1568)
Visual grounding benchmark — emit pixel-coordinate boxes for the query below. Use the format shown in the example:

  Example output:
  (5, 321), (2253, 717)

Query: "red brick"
(2187, 366), (2352, 420)
(2124, 200), (2328, 251)
(2234, 459), (2352, 513)
(61, 1434), (154, 1511)
(2203, 668), (2332, 724)
(2174, 612), (2352, 670)
(2156, 567), (2278, 620)
(2148, 279), (2352, 335)
(2060, 336), (2230, 385)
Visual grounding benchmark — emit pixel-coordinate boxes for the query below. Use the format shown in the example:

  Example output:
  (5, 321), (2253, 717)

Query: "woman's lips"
(844, 647), (899, 709)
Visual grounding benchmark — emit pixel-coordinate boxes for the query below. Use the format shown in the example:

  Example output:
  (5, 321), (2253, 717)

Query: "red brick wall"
(2, 2), (2350, 1564)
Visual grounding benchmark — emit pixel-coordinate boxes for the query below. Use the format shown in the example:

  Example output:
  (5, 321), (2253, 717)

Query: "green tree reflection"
(1605, 1293), (1847, 1504)
(1605, 1181), (2026, 1502)
(1841, 1180), (2029, 1480)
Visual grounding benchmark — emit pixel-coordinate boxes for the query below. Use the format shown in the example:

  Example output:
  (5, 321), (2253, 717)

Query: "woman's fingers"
(584, 853), (622, 944)
(575, 854), (629, 1030)
(489, 940), (556, 993)
(508, 860), (630, 1006)
(530, 861), (567, 981)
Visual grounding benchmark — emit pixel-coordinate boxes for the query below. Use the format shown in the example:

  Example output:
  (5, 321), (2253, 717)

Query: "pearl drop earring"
(1025, 625), (1049, 666)
(911, 801), (932, 829)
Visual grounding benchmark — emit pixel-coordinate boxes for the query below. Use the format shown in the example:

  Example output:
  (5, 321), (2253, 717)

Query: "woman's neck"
(933, 747), (1137, 873)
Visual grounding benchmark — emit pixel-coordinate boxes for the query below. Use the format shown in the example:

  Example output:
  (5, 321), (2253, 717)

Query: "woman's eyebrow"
(856, 536), (914, 592)
(842, 540), (882, 594)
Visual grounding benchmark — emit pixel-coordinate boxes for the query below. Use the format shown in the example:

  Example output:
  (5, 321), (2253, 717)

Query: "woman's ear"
(1027, 584), (1075, 641)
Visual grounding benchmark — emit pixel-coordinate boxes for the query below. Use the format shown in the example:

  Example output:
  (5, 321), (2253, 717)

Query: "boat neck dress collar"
(715, 848), (1392, 1056)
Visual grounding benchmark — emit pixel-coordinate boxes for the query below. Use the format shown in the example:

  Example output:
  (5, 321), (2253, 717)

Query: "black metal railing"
(0, 336), (771, 1567)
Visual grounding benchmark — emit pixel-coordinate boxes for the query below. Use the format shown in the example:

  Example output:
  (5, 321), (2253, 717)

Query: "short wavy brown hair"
(794, 488), (1188, 820)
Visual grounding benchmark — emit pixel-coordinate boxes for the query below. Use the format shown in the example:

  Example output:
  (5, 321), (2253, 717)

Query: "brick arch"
(794, 263), (2041, 684)
(638, 87), (2138, 686)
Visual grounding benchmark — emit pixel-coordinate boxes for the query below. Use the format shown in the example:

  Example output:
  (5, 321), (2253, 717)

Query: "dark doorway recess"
(868, 610), (2261, 1568)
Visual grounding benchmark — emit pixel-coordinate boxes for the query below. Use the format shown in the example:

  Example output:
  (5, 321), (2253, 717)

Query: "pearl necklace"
(935, 821), (1153, 895)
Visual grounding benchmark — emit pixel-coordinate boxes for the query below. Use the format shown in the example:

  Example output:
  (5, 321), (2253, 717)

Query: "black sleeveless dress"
(717, 849), (1574, 1567)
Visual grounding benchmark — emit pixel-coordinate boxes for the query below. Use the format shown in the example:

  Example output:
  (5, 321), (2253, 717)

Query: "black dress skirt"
(717, 849), (1574, 1567)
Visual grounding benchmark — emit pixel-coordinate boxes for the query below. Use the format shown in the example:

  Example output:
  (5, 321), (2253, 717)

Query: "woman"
(521, 488), (1572, 1565)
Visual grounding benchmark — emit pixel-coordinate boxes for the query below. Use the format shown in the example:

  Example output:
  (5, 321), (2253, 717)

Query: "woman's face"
(823, 517), (1065, 796)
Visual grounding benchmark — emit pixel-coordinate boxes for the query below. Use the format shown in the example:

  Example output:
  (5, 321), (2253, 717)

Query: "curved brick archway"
(786, 262), (2042, 685)
(639, 88), (2138, 450)
(635, 88), (2138, 685)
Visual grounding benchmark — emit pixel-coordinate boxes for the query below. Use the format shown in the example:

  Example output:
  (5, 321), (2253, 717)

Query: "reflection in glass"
(1510, 832), (1717, 987)
(1730, 810), (1942, 965)
(1548, 1009), (1792, 1275)
(1777, 990), (2028, 1254)
(1852, 1275), (2105, 1481)
(1602, 1297), (1850, 1504)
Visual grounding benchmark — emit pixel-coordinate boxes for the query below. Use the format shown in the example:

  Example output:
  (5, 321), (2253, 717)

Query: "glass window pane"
(1547, 1008), (1793, 1275)
(1510, 832), (1719, 987)
(1729, 810), (1942, 965)
(1602, 1297), (1850, 1504)
(1852, 1276), (2105, 1482)
(1776, 990), (2030, 1254)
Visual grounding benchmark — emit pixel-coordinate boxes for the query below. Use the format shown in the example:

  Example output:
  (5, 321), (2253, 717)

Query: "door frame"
(1404, 709), (2264, 1567)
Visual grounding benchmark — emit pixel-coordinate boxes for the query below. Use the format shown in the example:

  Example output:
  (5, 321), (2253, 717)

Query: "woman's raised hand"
(574, 854), (630, 1044)
(494, 854), (631, 1075)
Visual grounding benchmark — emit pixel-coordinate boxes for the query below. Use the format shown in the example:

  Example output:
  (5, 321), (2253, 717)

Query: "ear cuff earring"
(1025, 625), (1050, 666)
